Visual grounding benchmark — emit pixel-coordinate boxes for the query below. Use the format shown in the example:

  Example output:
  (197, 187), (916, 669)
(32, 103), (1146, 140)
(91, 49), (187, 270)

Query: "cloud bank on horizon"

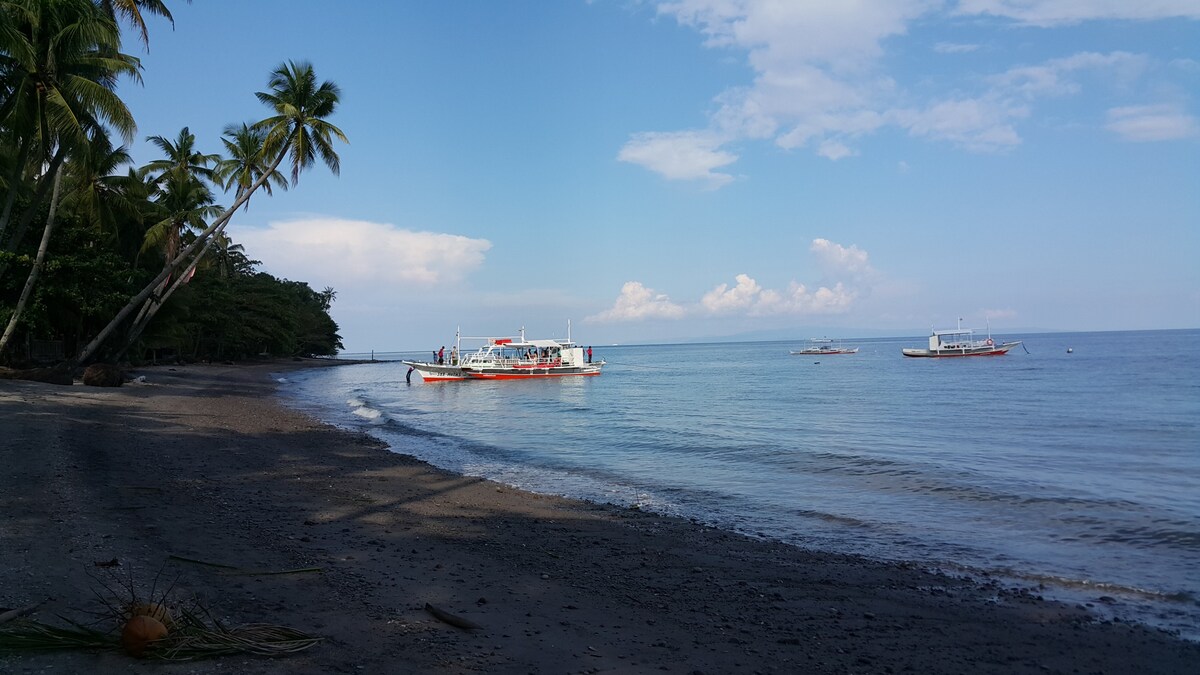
(618, 0), (1200, 186)
(587, 239), (870, 322)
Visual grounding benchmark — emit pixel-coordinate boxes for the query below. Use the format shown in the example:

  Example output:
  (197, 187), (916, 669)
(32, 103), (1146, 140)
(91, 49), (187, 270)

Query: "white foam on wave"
(347, 398), (389, 425)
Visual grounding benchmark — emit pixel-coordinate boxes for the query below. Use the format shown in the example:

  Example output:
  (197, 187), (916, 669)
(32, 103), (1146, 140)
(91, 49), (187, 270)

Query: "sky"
(117, 1), (1200, 352)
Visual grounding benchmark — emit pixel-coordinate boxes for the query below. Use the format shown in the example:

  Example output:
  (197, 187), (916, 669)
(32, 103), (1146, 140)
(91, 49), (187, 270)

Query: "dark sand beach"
(2, 361), (1197, 674)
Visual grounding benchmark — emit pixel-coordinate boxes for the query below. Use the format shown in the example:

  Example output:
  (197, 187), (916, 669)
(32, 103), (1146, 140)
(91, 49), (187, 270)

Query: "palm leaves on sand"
(73, 60), (347, 365)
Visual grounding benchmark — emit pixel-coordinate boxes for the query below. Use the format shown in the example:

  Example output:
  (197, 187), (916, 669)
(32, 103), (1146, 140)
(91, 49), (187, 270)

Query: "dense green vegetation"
(0, 0), (347, 368)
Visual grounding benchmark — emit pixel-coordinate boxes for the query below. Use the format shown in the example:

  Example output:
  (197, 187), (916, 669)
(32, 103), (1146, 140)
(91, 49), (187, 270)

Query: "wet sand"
(1, 361), (1197, 673)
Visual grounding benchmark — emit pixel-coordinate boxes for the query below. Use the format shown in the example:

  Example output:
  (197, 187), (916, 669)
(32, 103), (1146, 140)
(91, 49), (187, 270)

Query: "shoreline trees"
(0, 1), (347, 369)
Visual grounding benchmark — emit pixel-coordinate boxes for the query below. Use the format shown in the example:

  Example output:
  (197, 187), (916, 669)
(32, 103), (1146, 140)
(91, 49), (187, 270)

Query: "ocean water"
(279, 329), (1200, 637)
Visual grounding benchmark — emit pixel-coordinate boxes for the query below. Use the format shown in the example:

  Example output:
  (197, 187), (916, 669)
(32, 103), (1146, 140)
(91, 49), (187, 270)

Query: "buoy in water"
(1067, 348), (1073, 354)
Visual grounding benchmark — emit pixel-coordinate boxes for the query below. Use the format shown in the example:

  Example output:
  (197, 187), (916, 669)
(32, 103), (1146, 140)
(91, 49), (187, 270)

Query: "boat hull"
(402, 362), (469, 381)
(403, 361), (603, 381)
(901, 342), (1020, 358)
(790, 348), (858, 355)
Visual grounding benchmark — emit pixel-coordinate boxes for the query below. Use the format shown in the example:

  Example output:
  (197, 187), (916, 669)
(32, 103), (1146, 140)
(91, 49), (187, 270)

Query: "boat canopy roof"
(475, 337), (570, 349)
(933, 328), (975, 337)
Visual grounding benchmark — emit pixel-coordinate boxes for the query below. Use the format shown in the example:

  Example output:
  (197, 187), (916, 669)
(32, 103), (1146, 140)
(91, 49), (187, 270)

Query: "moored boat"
(902, 322), (1020, 358)
(403, 325), (603, 381)
(790, 338), (859, 355)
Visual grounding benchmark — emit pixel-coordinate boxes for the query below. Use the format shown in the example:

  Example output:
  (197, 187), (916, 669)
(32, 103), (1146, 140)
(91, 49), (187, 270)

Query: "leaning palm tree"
(73, 60), (347, 365)
(118, 171), (220, 356)
(254, 61), (346, 185)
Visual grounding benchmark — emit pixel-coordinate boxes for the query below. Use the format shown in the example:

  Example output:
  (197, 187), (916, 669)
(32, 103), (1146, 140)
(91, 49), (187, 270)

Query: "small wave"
(795, 508), (871, 529)
(345, 395), (389, 425)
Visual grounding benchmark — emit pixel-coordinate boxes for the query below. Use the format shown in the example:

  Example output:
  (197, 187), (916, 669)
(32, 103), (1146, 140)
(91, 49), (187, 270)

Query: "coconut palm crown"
(253, 60), (347, 185)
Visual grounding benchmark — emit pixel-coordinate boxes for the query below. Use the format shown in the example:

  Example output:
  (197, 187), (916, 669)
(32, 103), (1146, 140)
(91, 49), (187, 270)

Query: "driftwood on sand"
(424, 603), (482, 630)
(0, 367), (72, 385)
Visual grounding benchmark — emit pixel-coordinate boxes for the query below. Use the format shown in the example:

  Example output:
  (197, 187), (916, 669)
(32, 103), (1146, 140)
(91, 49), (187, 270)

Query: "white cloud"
(817, 139), (855, 160)
(935, 42), (980, 54)
(627, 1), (1197, 180)
(592, 239), (872, 322)
(701, 273), (763, 313)
(617, 131), (737, 187)
(750, 281), (857, 316)
(988, 52), (1149, 98)
(587, 281), (687, 322)
(895, 97), (1026, 152)
(954, 0), (1200, 26)
(234, 217), (491, 289)
(1106, 104), (1200, 141)
(811, 238), (875, 280)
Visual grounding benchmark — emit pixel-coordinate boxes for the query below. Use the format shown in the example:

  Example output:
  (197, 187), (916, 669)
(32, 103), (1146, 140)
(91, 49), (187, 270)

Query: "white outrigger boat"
(403, 324), (603, 381)
(902, 321), (1021, 358)
(790, 338), (859, 355)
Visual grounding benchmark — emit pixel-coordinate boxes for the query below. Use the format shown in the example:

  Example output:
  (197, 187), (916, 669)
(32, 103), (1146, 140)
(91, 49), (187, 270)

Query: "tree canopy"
(0, 0), (346, 368)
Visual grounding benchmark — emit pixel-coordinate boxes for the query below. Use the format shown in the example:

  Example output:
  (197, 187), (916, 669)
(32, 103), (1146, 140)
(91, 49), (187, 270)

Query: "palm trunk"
(70, 133), (295, 367)
(0, 135), (34, 244)
(118, 235), (215, 360)
(0, 165), (64, 357)
(0, 148), (69, 279)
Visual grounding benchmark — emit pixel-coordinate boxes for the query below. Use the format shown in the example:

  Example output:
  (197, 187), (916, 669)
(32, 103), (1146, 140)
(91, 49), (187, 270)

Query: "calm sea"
(279, 329), (1200, 637)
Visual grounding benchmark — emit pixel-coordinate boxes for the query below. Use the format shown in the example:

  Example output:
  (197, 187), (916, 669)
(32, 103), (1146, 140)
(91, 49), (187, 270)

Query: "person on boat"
(450, 347), (458, 365)
(587, 346), (592, 364)
(438, 346), (445, 365)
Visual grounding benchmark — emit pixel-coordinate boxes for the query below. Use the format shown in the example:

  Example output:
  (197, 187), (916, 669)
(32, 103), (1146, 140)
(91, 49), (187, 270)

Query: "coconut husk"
(82, 363), (124, 387)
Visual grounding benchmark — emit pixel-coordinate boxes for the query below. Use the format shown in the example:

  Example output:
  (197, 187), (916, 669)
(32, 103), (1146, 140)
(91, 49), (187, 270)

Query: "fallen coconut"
(121, 614), (168, 658)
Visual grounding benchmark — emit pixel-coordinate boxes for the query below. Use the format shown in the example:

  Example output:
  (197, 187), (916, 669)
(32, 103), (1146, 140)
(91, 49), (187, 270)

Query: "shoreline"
(2, 361), (1198, 673)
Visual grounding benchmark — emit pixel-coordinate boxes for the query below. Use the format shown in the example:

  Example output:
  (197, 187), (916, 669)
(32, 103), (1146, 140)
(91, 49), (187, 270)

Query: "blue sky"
(119, 1), (1200, 351)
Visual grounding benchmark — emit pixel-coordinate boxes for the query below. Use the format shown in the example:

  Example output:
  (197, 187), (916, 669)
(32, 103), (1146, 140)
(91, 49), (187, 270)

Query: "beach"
(1, 362), (1197, 674)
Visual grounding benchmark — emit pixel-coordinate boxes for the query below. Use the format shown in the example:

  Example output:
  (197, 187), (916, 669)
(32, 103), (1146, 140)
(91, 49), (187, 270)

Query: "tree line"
(0, 0), (348, 369)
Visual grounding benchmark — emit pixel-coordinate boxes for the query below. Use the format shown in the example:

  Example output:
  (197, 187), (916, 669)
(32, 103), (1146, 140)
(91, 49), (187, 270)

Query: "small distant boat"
(403, 324), (603, 381)
(902, 321), (1021, 358)
(790, 338), (858, 355)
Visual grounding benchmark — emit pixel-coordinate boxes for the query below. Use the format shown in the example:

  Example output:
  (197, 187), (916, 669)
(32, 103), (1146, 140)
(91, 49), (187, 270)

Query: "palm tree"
(58, 131), (138, 241)
(0, 155), (65, 355)
(99, 0), (181, 49)
(214, 122), (287, 207)
(141, 126), (219, 187)
(119, 166), (220, 355)
(73, 60), (347, 365)
(254, 60), (347, 185)
(0, 0), (139, 249)
(0, 0), (138, 359)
